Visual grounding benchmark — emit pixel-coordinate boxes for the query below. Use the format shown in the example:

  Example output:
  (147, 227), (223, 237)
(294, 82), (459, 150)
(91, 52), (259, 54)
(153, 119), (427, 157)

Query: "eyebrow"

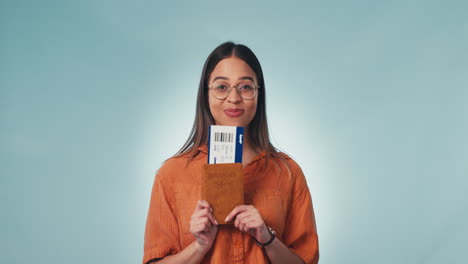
(212, 76), (255, 82)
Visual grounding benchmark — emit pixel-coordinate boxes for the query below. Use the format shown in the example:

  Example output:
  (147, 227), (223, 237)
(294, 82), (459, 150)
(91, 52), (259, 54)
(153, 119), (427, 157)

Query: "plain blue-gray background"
(1, 0), (467, 263)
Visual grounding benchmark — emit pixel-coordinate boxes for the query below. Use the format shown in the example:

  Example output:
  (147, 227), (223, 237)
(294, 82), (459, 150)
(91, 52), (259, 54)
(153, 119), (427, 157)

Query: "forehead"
(209, 57), (257, 82)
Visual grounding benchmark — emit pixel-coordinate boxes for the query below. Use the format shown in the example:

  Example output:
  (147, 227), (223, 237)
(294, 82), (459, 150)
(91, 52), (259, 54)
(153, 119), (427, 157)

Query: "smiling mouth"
(224, 109), (244, 117)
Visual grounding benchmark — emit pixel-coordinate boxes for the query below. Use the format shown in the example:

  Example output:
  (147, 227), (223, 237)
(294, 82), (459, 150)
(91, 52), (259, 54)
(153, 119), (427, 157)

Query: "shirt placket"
(231, 229), (244, 263)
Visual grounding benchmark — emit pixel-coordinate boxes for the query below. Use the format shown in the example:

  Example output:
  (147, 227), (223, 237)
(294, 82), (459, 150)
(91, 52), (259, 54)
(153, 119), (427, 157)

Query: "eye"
(239, 84), (254, 90)
(215, 85), (228, 91)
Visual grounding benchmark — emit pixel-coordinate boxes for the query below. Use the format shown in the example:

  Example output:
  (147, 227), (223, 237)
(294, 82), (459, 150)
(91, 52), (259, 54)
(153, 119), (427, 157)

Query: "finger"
(194, 208), (216, 225)
(194, 222), (210, 233)
(233, 210), (251, 228)
(191, 217), (211, 234)
(234, 215), (240, 229)
(202, 220), (213, 232)
(197, 233), (212, 245)
(191, 224), (205, 235)
(239, 207), (263, 225)
(238, 219), (246, 232)
(225, 205), (249, 222)
(207, 211), (219, 225)
(241, 221), (250, 233)
(196, 200), (211, 210)
(196, 216), (212, 227)
(197, 233), (208, 242)
(191, 211), (206, 226)
(236, 210), (252, 221)
(192, 207), (210, 219)
(239, 216), (258, 233)
(243, 219), (258, 233)
(193, 217), (211, 229)
(234, 212), (242, 229)
(242, 213), (261, 223)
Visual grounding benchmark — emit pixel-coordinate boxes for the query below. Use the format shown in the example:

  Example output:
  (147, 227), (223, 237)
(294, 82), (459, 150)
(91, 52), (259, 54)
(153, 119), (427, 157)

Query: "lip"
(224, 108), (244, 117)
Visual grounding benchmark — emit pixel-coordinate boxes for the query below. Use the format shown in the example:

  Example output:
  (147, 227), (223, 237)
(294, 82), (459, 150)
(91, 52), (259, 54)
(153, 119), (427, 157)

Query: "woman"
(143, 42), (319, 264)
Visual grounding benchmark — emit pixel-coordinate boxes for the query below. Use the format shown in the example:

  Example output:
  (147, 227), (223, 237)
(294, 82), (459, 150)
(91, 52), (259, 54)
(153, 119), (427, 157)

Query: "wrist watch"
(256, 226), (276, 248)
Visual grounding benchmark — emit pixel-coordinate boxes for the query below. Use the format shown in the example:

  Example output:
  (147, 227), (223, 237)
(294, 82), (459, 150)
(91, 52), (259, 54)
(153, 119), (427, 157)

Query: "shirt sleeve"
(142, 172), (181, 264)
(282, 162), (320, 264)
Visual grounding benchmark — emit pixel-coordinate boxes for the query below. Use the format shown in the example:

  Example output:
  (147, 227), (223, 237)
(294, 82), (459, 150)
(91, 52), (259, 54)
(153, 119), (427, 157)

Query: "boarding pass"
(207, 125), (244, 164)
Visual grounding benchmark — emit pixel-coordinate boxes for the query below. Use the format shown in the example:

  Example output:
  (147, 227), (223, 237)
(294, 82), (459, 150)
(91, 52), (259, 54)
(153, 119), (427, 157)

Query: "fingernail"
(215, 219), (219, 225)
(225, 217), (229, 222)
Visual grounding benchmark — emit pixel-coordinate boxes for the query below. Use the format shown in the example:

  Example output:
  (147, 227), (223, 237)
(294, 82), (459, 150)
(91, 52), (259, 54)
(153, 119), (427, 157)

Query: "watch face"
(268, 226), (276, 236)
(256, 226), (277, 247)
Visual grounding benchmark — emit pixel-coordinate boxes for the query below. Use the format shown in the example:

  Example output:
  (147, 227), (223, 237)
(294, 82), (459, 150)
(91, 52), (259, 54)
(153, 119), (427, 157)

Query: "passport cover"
(202, 163), (244, 224)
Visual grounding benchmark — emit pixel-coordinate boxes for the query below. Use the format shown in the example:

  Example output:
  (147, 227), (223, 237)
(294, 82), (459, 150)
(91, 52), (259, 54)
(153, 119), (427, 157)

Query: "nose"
(226, 87), (242, 103)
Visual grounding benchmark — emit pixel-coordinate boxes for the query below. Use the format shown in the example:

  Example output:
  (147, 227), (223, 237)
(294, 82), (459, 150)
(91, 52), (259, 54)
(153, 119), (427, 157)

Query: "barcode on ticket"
(214, 132), (234, 143)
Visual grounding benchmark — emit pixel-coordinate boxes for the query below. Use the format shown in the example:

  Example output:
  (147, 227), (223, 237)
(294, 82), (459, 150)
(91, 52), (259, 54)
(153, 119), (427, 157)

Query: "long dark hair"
(173, 41), (286, 170)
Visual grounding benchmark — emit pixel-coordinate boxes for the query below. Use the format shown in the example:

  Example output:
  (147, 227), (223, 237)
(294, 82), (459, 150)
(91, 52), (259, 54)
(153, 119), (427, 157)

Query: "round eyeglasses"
(208, 81), (260, 100)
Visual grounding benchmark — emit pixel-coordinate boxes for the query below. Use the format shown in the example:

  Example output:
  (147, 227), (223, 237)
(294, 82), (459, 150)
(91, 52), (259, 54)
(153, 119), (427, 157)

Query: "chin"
(217, 120), (248, 128)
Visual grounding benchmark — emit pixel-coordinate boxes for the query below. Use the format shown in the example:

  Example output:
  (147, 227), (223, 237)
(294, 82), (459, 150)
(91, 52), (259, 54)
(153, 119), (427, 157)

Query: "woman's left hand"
(225, 205), (271, 244)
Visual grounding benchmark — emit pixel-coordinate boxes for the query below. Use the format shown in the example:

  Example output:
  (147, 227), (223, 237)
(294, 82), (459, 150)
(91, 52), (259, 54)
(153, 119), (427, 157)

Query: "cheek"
(248, 100), (258, 118)
(208, 95), (221, 116)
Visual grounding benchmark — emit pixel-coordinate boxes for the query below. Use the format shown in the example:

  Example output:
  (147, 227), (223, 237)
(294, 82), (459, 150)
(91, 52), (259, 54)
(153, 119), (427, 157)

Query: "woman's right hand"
(190, 200), (219, 251)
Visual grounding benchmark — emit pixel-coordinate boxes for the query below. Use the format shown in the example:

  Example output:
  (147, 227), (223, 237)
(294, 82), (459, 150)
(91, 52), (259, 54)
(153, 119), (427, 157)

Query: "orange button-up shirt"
(143, 146), (319, 264)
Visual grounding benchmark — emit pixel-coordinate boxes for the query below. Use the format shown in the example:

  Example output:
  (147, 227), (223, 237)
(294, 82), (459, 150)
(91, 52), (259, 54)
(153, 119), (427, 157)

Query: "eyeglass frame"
(207, 82), (261, 100)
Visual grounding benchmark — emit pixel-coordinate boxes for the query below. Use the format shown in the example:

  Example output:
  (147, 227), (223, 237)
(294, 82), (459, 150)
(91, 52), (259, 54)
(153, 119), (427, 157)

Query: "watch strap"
(256, 226), (276, 247)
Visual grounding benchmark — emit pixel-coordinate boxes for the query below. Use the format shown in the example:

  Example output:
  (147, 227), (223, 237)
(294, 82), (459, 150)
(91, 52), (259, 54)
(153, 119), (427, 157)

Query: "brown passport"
(202, 163), (244, 225)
